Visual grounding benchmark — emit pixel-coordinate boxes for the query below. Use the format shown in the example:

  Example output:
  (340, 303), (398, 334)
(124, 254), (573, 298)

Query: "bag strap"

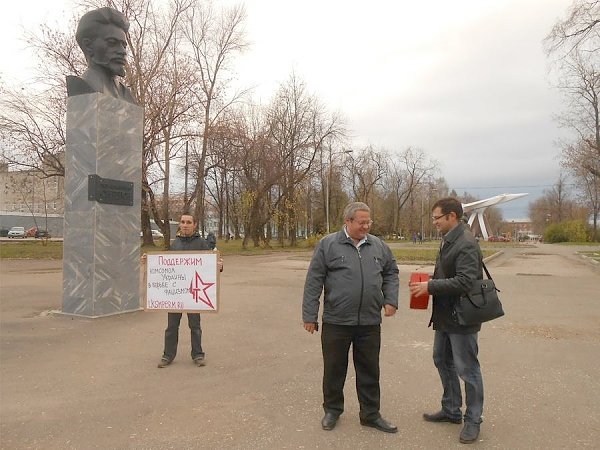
(482, 260), (493, 280)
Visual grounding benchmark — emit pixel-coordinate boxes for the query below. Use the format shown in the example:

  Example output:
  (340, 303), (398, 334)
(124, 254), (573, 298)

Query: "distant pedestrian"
(412, 232), (417, 244)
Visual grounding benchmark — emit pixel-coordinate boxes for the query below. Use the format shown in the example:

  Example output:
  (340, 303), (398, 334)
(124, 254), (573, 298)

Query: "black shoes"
(360, 417), (398, 433)
(193, 356), (206, 367)
(459, 421), (480, 444)
(157, 358), (172, 368)
(321, 412), (339, 430)
(158, 357), (206, 367)
(423, 410), (462, 424)
(321, 414), (397, 433)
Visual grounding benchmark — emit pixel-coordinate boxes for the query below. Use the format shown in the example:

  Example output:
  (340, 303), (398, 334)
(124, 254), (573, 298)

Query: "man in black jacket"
(409, 197), (484, 444)
(157, 213), (222, 368)
(303, 202), (399, 433)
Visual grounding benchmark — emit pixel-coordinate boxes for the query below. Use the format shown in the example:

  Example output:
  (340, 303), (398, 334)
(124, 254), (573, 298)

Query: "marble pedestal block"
(62, 93), (143, 317)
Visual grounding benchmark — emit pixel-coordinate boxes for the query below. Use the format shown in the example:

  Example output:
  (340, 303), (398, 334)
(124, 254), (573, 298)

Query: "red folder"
(409, 272), (430, 309)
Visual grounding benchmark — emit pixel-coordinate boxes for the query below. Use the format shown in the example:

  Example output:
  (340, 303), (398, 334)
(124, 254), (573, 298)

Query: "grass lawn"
(389, 246), (497, 263)
(1, 237), (500, 264)
(0, 238), (315, 261)
(0, 240), (64, 260)
(578, 250), (600, 263)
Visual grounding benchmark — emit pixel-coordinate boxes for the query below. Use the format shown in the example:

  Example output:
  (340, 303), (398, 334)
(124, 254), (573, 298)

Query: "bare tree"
(528, 174), (582, 232)
(267, 74), (344, 246)
(0, 15), (82, 178)
(563, 140), (600, 238)
(553, 50), (600, 175)
(346, 146), (388, 205)
(203, 117), (243, 238)
(546, 3), (600, 238)
(235, 106), (285, 248)
(183, 2), (248, 232)
(545, 0), (600, 57)
(382, 147), (438, 236)
(0, 87), (66, 178)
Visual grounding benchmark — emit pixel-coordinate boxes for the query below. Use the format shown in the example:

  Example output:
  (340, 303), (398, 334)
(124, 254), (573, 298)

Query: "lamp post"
(420, 186), (437, 241)
(420, 194), (424, 243)
(326, 148), (352, 233)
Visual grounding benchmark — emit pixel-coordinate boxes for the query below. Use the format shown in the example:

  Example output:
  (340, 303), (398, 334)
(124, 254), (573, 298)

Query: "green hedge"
(544, 220), (591, 243)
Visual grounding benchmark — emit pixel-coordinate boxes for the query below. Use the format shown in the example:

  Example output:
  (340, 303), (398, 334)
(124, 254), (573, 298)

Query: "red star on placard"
(189, 271), (215, 309)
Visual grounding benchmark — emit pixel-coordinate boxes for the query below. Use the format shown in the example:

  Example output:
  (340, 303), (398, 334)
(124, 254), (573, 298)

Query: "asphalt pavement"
(1, 243), (599, 449)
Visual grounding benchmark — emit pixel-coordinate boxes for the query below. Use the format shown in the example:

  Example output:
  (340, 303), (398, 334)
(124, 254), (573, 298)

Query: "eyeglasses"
(431, 213), (449, 221)
(351, 219), (373, 227)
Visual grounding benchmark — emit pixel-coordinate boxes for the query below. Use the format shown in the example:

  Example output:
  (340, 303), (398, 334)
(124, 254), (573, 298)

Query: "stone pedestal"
(62, 93), (143, 317)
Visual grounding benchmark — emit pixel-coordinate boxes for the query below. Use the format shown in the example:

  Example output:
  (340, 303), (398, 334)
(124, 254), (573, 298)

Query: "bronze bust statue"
(67, 7), (137, 104)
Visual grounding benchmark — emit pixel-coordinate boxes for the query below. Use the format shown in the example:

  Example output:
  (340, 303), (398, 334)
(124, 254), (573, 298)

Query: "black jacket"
(427, 223), (483, 334)
(171, 232), (213, 251)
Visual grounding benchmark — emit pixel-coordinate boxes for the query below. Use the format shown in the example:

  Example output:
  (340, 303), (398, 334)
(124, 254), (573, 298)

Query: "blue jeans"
(433, 331), (483, 424)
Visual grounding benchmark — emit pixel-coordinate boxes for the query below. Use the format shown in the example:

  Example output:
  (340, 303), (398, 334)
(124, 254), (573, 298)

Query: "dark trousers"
(162, 313), (204, 361)
(321, 323), (381, 421)
(433, 331), (483, 424)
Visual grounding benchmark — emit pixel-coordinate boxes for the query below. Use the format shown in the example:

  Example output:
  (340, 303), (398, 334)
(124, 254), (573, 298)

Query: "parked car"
(7, 226), (26, 239)
(488, 235), (509, 242)
(140, 229), (164, 239)
(35, 229), (51, 239)
(26, 227), (38, 237)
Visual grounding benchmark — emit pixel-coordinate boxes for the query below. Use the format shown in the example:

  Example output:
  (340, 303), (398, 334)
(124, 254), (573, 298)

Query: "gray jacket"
(428, 222), (483, 334)
(302, 230), (399, 326)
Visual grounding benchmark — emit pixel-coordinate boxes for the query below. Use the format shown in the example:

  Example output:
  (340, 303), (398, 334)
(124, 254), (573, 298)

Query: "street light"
(420, 186), (438, 241)
(325, 148), (352, 233)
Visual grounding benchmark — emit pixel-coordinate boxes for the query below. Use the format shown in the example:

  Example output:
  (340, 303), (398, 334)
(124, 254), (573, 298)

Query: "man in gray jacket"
(409, 197), (484, 444)
(303, 202), (399, 433)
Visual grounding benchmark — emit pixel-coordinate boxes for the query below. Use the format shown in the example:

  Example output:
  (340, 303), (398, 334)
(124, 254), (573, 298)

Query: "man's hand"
(409, 281), (429, 297)
(384, 304), (397, 317)
(217, 257), (224, 272)
(304, 322), (318, 334)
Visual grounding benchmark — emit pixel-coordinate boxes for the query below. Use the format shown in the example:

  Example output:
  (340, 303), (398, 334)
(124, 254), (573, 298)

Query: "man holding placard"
(157, 213), (223, 368)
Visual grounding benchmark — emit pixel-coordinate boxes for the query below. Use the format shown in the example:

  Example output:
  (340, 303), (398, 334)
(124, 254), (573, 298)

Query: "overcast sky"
(2, 0), (575, 219)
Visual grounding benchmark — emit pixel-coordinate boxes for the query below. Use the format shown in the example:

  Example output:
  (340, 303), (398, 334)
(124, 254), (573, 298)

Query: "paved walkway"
(1, 243), (599, 449)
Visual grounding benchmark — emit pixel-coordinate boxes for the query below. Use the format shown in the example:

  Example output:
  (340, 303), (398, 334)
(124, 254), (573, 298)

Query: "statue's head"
(75, 7), (130, 78)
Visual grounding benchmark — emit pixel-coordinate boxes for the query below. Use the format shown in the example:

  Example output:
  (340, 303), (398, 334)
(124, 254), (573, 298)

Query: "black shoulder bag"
(454, 260), (504, 326)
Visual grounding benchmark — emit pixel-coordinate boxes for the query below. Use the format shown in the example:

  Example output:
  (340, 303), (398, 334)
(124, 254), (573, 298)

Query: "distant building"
(504, 219), (534, 240)
(0, 162), (64, 215)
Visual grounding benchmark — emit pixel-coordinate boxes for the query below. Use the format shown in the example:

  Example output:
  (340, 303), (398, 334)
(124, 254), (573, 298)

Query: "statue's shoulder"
(118, 82), (138, 105)
(66, 75), (97, 97)
(66, 74), (137, 105)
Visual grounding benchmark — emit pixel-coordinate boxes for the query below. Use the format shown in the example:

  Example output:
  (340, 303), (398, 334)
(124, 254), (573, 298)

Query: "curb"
(484, 250), (504, 263)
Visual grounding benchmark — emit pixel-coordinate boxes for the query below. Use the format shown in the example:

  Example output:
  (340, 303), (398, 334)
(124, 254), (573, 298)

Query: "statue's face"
(84, 23), (128, 77)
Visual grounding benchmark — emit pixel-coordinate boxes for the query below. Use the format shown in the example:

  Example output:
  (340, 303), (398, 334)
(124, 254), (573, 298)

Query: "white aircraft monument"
(462, 193), (528, 240)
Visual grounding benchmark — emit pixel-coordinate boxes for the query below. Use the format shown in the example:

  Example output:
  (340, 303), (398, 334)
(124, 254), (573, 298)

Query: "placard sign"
(145, 251), (219, 312)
